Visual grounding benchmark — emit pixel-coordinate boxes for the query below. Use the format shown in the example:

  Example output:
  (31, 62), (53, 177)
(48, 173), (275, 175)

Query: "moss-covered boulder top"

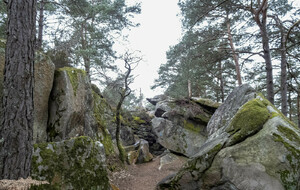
(148, 96), (219, 157)
(31, 136), (109, 190)
(157, 84), (300, 190)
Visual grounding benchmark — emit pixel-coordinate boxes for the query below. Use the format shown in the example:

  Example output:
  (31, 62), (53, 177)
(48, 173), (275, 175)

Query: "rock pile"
(157, 84), (300, 190)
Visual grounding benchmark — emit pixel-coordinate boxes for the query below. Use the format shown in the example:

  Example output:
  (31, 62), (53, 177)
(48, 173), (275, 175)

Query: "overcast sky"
(116, 0), (182, 98)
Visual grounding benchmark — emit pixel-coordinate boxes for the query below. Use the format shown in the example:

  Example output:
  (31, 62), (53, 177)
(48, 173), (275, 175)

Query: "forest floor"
(0, 154), (186, 190)
(109, 155), (187, 190)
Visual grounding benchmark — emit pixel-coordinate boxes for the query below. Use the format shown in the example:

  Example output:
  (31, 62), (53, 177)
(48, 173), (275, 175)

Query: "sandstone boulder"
(31, 136), (109, 189)
(127, 139), (153, 164)
(47, 67), (97, 141)
(157, 84), (300, 190)
(33, 56), (55, 143)
(150, 98), (219, 157)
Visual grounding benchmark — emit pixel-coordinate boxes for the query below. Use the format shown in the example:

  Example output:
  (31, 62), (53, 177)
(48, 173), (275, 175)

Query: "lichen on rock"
(31, 136), (110, 189)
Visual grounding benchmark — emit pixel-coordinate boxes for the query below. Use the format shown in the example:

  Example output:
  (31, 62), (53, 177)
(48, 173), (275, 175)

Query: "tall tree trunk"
(218, 62), (225, 102)
(81, 22), (91, 82)
(0, 0), (36, 179)
(288, 89), (292, 120)
(251, 0), (274, 104)
(36, 0), (44, 50)
(280, 31), (288, 116)
(271, 15), (288, 116)
(297, 91), (300, 128)
(226, 19), (242, 86)
(188, 79), (192, 98)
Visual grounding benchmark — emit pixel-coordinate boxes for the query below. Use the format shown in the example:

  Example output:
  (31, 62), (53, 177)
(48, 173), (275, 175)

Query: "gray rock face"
(149, 98), (218, 157)
(31, 136), (109, 189)
(207, 84), (256, 137)
(147, 95), (171, 106)
(33, 57), (55, 143)
(47, 67), (97, 141)
(157, 85), (300, 190)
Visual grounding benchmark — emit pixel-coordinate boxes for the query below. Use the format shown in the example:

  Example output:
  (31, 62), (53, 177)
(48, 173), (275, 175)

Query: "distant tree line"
(152, 0), (300, 126)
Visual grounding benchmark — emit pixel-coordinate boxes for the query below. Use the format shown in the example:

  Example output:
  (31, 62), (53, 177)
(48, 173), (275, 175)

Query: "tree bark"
(226, 19), (242, 86)
(280, 28), (288, 116)
(81, 22), (91, 83)
(218, 62), (225, 102)
(297, 91), (300, 128)
(188, 79), (192, 98)
(288, 89), (292, 120)
(115, 59), (132, 163)
(270, 15), (288, 116)
(36, 0), (44, 50)
(251, 0), (274, 104)
(0, 0), (36, 179)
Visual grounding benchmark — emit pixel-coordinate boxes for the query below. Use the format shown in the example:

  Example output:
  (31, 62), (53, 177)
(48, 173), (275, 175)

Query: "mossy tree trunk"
(0, 0), (36, 179)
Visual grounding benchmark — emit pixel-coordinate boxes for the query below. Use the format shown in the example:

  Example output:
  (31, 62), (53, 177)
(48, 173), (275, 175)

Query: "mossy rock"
(92, 90), (115, 155)
(57, 67), (86, 96)
(225, 98), (270, 146)
(192, 98), (221, 109)
(133, 116), (147, 125)
(31, 136), (110, 190)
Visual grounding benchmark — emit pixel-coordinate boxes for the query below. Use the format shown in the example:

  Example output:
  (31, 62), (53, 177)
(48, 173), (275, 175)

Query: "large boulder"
(150, 98), (219, 157)
(31, 136), (110, 189)
(157, 84), (300, 190)
(47, 67), (97, 141)
(33, 56), (55, 143)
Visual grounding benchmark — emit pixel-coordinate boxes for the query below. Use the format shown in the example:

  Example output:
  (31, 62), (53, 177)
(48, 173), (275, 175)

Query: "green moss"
(32, 136), (110, 190)
(133, 116), (146, 124)
(183, 120), (203, 133)
(257, 93), (297, 129)
(29, 184), (60, 190)
(57, 67), (86, 96)
(277, 125), (300, 145)
(92, 90), (114, 155)
(226, 98), (270, 146)
(273, 132), (300, 189)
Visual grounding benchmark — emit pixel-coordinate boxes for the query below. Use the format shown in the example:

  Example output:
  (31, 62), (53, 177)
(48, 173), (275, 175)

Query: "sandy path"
(110, 156), (186, 190)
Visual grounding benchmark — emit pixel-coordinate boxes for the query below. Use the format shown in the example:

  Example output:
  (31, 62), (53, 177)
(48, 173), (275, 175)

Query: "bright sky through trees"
(117, 0), (182, 98)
